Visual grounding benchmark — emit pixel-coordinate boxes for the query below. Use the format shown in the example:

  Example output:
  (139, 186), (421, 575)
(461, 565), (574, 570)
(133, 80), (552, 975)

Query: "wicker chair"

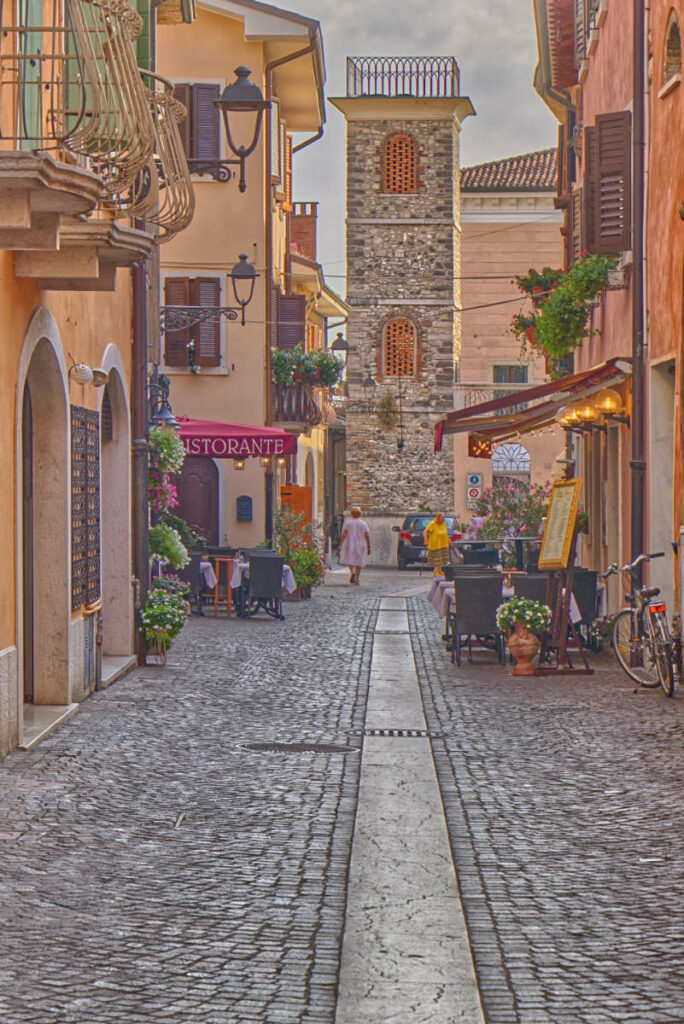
(241, 554), (285, 620)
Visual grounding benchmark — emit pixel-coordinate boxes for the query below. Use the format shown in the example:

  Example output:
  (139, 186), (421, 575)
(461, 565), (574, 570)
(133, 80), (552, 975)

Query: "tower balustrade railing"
(346, 56), (459, 98)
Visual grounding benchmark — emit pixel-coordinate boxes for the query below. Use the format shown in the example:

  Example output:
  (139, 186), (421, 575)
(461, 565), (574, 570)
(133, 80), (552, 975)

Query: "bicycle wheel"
(655, 638), (676, 697)
(612, 609), (660, 687)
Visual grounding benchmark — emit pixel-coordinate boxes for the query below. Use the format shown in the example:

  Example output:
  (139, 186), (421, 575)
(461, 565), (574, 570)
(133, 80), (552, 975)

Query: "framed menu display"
(538, 479), (583, 570)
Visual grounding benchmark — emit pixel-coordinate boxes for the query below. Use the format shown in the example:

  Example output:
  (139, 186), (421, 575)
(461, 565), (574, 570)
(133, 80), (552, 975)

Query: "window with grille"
(664, 12), (682, 83)
(383, 133), (418, 193)
(164, 276), (221, 368)
(383, 319), (416, 377)
(493, 365), (528, 415)
(172, 83), (220, 162)
(101, 387), (113, 442)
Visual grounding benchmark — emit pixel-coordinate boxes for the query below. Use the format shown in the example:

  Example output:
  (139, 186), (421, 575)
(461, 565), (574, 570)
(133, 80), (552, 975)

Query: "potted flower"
(289, 547), (326, 597)
(142, 577), (192, 664)
(496, 597), (552, 676)
(272, 343), (343, 388)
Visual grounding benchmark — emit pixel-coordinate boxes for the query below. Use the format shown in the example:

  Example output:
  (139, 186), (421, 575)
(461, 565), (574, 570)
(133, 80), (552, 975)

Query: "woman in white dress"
(339, 507), (371, 585)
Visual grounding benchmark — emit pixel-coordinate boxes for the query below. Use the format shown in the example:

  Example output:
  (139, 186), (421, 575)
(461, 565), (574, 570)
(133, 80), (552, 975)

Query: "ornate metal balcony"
(346, 56), (460, 98)
(0, 0), (155, 196)
(271, 383), (322, 430)
(121, 71), (195, 240)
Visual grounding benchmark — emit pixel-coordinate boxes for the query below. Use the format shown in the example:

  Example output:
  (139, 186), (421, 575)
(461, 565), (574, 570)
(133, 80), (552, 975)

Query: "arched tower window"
(383, 133), (418, 193)
(383, 319), (417, 377)
(664, 10), (682, 83)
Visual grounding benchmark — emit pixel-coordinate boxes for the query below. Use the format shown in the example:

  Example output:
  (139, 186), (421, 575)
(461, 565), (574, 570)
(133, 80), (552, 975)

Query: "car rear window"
(405, 516), (455, 530)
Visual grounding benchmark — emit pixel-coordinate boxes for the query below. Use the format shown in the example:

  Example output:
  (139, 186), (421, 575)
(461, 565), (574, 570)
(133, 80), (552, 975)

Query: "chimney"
(290, 202), (318, 262)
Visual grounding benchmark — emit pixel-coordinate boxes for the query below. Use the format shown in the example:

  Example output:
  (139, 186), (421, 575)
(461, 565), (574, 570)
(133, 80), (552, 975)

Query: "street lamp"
(331, 332), (349, 367)
(147, 374), (177, 431)
(228, 253), (258, 325)
(215, 67), (270, 193)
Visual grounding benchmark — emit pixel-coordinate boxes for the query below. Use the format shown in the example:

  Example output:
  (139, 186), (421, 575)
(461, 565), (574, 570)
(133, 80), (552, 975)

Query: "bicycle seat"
(641, 586), (660, 599)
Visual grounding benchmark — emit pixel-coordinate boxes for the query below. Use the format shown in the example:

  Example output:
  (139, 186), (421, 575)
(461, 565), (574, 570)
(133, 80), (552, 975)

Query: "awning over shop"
(434, 357), (632, 451)
(176, 417), (298, 458)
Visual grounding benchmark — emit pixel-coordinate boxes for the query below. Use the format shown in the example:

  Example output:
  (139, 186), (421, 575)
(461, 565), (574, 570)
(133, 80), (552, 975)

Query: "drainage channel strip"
(361, 728), (434, 738)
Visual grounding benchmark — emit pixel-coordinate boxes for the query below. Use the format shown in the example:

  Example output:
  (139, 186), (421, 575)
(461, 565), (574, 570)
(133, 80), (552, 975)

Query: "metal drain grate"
(244, 742), (358, 754)
(363, 728), (431, 738)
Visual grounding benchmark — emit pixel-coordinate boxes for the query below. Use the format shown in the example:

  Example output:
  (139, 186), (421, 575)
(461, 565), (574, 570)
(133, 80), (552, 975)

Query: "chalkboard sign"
(236, 495), (253, 522)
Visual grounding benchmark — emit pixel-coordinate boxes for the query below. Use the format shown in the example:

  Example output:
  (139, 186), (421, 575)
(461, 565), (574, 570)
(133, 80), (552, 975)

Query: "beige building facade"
(456, 149), (564, 520)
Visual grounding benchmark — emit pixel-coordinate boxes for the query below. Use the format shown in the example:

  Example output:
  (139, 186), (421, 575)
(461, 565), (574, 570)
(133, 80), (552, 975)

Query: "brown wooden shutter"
(278, 294), (306, 350)
(164, 277), (191, 367)
(571, 186), (584, 262)
(283, 134), (293, 211)
(575, 0), (588, 66)
(193, 277), (221, 367)
(192, 84), (220, 161)
(584, 111), (631, 254)
(173, 84), (192, 157)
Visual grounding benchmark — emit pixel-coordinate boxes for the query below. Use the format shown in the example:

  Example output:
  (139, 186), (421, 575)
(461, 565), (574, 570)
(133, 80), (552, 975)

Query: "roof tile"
(461, 148), (557, 192)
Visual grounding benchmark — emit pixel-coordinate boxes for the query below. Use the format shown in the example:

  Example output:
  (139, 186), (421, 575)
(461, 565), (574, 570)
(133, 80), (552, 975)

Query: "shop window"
(664, 11), (682, 84)
(383, 133), (418, 193)
(383, 319), (416, 377)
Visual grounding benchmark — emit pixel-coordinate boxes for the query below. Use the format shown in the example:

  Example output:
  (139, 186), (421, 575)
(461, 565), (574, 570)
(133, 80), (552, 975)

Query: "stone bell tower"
(331, 57), (474, 563)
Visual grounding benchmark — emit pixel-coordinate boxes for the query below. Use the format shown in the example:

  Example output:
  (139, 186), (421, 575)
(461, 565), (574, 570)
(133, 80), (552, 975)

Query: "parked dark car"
(393, 515), (461, 569)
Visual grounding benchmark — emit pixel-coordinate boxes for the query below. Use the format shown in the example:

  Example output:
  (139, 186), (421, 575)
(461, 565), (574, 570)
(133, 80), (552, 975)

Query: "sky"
(290, 0), (557, 294)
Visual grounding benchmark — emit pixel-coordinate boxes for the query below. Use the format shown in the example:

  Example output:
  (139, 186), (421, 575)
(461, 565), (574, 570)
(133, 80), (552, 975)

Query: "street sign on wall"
(466, 472), (483, 510)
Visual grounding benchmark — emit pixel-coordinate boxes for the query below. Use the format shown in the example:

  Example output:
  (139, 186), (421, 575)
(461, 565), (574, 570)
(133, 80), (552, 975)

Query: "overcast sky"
(290, 0), (556, 293)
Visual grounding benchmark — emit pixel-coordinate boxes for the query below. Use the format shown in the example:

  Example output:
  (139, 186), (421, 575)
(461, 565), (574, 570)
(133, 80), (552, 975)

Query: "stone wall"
(344, 109), (462, 520)
(0, 646), (18, 760)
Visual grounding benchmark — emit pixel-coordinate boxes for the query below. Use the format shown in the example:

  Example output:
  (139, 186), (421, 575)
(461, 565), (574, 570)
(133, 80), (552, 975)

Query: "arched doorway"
(176, 457), (219, 546)
(20, 337), (69, 705)
(100, 369), (133, 656)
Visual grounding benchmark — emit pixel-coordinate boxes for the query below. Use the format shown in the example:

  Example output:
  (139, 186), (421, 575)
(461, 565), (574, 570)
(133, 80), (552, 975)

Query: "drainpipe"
(131, 258), (149, 664)
(264, 34), (322, 539)
(631, 0), (646, 576)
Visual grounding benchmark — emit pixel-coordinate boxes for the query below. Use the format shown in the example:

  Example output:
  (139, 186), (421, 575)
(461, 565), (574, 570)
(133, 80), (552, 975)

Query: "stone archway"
(99, 361), (133, 656)
(19, 334), (70, 706)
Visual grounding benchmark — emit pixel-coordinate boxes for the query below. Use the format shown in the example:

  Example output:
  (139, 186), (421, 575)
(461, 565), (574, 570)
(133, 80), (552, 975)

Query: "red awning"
(176, 417), (297, 458)
(434, 358), (632, 451)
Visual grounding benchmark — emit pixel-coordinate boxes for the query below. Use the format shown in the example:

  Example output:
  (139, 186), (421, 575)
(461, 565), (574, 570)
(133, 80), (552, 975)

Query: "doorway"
(176, 457), (219, 546)
(21, 386), (33, 702)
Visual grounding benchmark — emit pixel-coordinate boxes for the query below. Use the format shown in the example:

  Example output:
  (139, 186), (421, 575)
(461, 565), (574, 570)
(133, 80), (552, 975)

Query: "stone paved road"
(411, 596), (684, 1024)
(3, 568), (684, 1024)
(0, 569), (420, 1024)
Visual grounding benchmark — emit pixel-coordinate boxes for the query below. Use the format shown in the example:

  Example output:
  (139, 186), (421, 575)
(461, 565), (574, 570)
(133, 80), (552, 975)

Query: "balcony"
(0, 0), (169, 255)
(453, 382), (532, 415)
(271, 383), (322, 431)
(346, 56), (460, 98)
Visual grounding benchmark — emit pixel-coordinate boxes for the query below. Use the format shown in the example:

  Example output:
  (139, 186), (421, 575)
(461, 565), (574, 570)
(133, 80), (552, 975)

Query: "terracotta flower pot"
(507, 623), (540, 676)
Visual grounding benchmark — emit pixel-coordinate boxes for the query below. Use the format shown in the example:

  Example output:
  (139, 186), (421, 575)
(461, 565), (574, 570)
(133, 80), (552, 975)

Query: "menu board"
(538, 479), (583, 570)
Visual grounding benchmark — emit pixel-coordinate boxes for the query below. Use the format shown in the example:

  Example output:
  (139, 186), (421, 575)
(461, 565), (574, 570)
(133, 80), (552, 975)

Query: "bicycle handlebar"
(602, 551), (666, 579)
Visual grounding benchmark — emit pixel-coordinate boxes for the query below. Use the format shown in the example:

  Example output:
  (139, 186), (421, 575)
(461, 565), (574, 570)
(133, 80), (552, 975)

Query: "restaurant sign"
(181, 436), (287, 458)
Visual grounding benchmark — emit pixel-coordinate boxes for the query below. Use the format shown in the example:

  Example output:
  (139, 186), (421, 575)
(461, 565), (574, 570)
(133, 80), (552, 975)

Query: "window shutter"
(270, 98), (281, 183)
(575, 0), (587, 66)
(278, 294), (306, 350)
(570, 185), (584, 263)
(173, 84), (192, 157)
(584, 112), (631, 254)
(283, 134), (293, 211)
(193, 277), (221, 367)
(269, 285), (281, 354)
(192, 84), (220, 161)
(164, 277), (191, 367)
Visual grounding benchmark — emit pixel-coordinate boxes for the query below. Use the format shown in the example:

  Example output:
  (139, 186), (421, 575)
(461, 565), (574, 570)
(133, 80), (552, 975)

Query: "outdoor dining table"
(452, 536), (541, 571)
(230, 560), (298, 595)
(427, 577), (514, 618)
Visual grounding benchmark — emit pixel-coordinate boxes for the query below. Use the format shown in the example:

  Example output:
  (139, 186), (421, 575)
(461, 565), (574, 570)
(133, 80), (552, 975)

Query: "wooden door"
(176, 457), (219, 546)
(280, 484), (313, 524)
(22, 386), (34, 703)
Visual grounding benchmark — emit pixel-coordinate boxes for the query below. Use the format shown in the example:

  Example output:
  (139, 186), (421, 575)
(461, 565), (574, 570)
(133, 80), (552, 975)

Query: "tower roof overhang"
(329, 96), (475, 124)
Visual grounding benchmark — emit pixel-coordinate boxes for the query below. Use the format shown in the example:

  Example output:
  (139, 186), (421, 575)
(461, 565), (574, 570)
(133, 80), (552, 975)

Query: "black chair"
(444, 563), (497, 580)
(448, 575), (505, 666)
(241, 553), (285, 620)
(572, 569), (598, 643)
(513, 574), (552, 605)
(173, 552), (204, 615)
(462, 547), (500, 566)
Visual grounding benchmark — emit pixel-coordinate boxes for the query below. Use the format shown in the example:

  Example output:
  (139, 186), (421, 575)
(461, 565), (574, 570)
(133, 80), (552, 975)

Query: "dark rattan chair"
(448, 574), (504, 666)
(242, 553), (285, 620)
(513, 574), (551, 605)
(462, 547), (500, 567)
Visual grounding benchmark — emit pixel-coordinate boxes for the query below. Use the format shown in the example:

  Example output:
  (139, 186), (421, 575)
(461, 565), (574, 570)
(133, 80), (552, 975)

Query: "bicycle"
(602, 552), (677, 697)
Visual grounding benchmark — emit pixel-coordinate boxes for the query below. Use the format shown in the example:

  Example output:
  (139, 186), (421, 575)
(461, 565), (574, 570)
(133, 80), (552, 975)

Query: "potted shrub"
(272, 343), (343, 388)
(142, 576), (192, 664)
(496, 597), (552, 676)
(289, 547), (326, 597)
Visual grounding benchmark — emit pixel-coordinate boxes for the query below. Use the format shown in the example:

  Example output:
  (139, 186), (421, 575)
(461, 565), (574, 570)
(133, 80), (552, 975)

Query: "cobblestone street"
(1, 569), (684, 1023)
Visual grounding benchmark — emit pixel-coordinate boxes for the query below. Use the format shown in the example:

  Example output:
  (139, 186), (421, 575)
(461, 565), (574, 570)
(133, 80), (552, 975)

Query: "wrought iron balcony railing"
(346, 56), (460, 98)
(0, 0), (155, 196)
(453, 382), (531, 415)
(121, 71), (195, 240)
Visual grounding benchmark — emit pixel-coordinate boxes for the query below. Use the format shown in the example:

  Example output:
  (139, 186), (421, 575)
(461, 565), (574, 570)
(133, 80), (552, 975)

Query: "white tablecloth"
(199, 561), (217, 589)
(427, 579), (512, 618)
(230, 560), (297, 595)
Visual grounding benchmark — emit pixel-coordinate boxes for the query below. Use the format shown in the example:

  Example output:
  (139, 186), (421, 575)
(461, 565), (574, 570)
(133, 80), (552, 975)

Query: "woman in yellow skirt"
(423, 513), (450, 576)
